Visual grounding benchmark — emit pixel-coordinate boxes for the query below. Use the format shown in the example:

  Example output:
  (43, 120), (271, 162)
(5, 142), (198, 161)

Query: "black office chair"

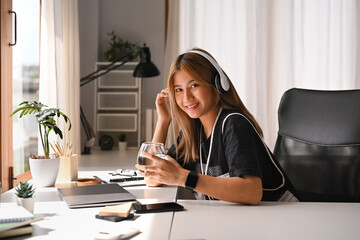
(273, 88), (360, 202)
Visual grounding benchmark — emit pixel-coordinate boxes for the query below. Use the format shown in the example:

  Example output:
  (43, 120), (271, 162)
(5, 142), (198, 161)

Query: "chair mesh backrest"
(274, 88), (360, 202)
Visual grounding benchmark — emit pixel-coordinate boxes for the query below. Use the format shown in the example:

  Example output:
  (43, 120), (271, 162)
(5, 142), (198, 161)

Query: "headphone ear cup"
(214, 74), (225, 94)
(187, 49), (230, 93)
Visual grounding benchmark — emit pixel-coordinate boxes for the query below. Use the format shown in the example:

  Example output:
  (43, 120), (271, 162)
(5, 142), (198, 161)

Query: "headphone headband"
(187, 50), (230, 93)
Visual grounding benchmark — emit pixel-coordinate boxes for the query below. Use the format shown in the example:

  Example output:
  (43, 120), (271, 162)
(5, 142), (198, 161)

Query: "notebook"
(0, 205), (33, 223)
(0, 224), (32, 238)
(57, 183), (136, 208)
(0, 214), (44, 233)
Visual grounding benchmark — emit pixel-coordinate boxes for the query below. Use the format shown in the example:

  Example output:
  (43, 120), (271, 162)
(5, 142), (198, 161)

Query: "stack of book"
(96, 202), (134, 222)
(0, 205), (44, 238)
(94, 203), (140, 239)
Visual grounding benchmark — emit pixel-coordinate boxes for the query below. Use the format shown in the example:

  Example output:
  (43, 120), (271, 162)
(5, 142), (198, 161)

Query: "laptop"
(57, 184), (136, 208)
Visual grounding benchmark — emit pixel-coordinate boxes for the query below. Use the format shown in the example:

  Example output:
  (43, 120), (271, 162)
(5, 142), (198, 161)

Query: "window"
(12, 0), (40, 177)
(0, 0), (40, 191)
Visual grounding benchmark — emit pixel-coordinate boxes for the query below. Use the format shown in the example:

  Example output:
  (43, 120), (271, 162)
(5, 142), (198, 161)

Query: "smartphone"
(133, 202), (184, 214)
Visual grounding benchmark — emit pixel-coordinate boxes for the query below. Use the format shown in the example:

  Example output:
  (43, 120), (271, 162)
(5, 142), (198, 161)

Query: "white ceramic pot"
(118, 141), (127, 151)
(17, 196), (35, 213)
(29, 157), (60, 187)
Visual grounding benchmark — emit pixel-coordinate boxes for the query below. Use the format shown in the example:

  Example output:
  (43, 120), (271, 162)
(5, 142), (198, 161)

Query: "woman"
(136, 48), (299, 205)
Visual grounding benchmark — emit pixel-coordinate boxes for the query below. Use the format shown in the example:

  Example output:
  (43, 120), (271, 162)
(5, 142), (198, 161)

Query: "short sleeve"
(222, 115), (263, 179)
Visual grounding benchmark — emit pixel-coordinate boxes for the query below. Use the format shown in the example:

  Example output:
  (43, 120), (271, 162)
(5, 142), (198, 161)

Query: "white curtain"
(39, 0), (80, 156)
(165, 0), (360, 149)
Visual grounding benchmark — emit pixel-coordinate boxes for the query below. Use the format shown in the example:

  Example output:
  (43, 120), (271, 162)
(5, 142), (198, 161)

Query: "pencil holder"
(56, 154), (78, 183)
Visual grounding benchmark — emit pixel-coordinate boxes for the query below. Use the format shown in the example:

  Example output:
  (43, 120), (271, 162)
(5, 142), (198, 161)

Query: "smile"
(185, 103), (199, 110)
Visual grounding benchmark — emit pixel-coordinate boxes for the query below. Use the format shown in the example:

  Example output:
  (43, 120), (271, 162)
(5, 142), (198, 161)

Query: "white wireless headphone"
(187, 50), (230, 94)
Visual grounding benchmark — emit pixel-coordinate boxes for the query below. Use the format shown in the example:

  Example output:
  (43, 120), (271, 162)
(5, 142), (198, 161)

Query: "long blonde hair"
(168, 48), (263, 164)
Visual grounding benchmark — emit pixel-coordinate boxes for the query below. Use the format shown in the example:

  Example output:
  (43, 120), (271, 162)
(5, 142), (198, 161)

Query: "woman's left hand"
(135, 152), (189, 187)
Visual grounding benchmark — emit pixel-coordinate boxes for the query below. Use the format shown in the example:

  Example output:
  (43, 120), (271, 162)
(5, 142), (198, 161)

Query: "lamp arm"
(80, 106), (94, 139)
(80, 59), (117, 83)
(80, 55), (135, 87)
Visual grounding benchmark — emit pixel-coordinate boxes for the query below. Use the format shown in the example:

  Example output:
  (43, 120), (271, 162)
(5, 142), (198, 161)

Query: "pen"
(110, 177), (144, 182)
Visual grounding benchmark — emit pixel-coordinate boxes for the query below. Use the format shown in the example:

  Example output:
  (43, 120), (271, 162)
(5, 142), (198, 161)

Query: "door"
(0, 0), (40, 192)
(0, 0), (13, 193)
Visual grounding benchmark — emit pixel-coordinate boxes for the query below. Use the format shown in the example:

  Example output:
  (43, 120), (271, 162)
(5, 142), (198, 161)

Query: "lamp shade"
(133, 44), (160, 78)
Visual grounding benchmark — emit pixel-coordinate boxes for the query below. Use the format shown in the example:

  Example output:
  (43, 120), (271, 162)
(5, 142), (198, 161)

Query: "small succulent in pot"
(119, 134), (127, 142)
(15, 181), (36, 198)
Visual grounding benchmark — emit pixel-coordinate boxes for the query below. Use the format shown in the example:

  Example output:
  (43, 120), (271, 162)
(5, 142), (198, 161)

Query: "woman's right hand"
(155, 88), (172, 123)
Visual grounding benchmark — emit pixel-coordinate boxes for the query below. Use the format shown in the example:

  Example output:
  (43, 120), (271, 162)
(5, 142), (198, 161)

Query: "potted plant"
(10, 101), (71, 187)
(104, 31), (141, 62)
(15, 181), (36, 213)
(118, 134), (127, 152)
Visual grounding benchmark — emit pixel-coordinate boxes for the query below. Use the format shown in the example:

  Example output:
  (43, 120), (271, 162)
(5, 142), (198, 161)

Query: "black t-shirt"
(168, 109), (299, 201)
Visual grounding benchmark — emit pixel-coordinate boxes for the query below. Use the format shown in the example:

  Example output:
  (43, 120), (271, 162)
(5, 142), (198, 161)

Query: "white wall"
(78, 0), (165, 150)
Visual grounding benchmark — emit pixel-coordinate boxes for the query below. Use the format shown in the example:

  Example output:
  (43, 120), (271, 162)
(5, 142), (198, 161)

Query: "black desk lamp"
(80, 44), (160, 154)
(133, 45), (160, 77)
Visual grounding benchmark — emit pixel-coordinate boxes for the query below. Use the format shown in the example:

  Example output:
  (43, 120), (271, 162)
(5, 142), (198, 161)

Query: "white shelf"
(94, 62), (142, 149)
(97, 113), (138, 132)
(97, 92), (138, 110)
(97, 70), (139, 89)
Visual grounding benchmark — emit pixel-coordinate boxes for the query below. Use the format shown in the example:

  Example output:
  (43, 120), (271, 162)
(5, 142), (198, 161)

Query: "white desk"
(3, 188), (360, 240)
(2, 158), (360, 240)
(171, 200), (360, 240)
(1, 184), (178, 240)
